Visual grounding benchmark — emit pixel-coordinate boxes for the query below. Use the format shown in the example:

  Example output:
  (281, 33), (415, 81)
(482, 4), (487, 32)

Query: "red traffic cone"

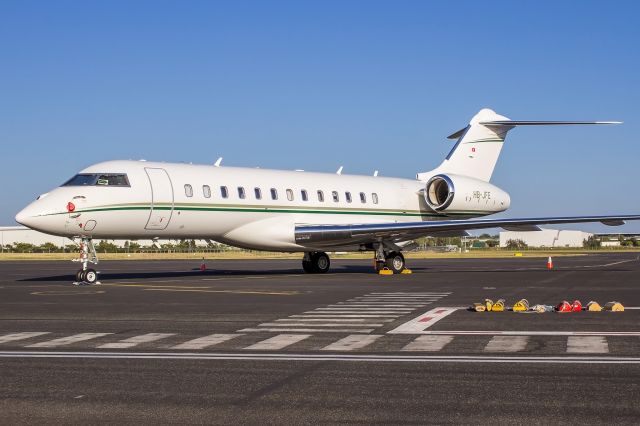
(547, 256), (554, 270)
(200, 258), (206, 272)
(571, 300), (583, 312)
(556, 300), (572, 312)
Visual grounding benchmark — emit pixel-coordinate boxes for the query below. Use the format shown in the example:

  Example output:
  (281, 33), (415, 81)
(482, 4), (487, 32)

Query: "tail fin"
(417, 108), (620, 182)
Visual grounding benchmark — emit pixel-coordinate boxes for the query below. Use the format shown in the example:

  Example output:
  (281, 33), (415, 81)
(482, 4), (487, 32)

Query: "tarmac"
(1, 253), (640, 424)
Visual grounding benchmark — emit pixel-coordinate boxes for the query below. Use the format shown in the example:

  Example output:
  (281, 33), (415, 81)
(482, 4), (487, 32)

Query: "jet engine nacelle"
(424, 173), (511, 214)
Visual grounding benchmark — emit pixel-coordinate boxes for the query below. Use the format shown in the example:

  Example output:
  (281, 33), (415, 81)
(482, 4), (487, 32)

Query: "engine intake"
(424, 173), (510, 214)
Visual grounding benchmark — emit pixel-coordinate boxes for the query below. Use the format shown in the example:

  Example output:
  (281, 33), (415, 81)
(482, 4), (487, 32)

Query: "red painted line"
(419, 316), (433, 323)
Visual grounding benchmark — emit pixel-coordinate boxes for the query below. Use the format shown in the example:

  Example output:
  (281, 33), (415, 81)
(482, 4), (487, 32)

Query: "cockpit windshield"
(62, 173), (130, 187)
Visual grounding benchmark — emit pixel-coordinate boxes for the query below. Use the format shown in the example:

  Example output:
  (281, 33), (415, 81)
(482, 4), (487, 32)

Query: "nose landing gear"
(73, 237), (100, 285)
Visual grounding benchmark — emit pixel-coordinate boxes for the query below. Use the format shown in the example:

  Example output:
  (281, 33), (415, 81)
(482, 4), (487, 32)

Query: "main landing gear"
(302, 251), (331, 274)
(73, 237), (100, 285)
(374, 245), (406, 274)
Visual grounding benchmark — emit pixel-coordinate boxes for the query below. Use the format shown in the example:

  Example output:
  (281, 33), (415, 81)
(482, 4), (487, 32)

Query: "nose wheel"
(73, 238), (101, 285)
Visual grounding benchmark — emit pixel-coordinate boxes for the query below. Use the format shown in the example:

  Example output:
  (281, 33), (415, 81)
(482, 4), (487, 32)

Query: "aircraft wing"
(294, 214), (640, 247)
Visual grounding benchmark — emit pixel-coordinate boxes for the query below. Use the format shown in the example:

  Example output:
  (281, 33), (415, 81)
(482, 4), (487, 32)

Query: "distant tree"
(485, 239), (499, 248)
(505, 239), (528, 250)
(96, 241), (119, 253)
(14, 242), (36, 253)
(129, 242), (141, 252)
(583, 236), (601, 249)
(479, 233), (492, 239)
(632, 238), (639, 247)
(39, 242), (60, 253)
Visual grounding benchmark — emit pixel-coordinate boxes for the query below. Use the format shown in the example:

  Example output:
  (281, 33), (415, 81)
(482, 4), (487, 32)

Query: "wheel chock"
(378, 268), (394, 275)
(514, 252), (523, 257)
(556, 300), (572, 312)
(400, 268), (413, 274)
(484, 299), (494, 312)
(491, 299), (505, 312)
(571, 300), (582, 312)
(586, 301), (602, 312)
(512, 299), (529, 312)
(471, 303), (486, 312)
(604, 301), (624, 312)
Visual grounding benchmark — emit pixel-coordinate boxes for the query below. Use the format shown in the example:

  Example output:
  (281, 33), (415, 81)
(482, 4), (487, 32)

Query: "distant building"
(499, 229), (593, 248)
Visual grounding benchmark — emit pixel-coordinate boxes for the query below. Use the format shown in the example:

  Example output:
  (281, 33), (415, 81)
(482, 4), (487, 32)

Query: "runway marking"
(403, 331), (640, 336)
(0, 332), (50, 344)
(387, 308), (461, 334)
(27, 333), (113, 348)
(238, 328), (375, 333)
(275, 318), (394, 323)
(402, 335), (453, 352)
(241, 292), (450, 334)
(2, 351), (638, 364)
(296, 311), (400, 318)
(171, 333), (243, 350)
(484, 336), (529, 352)
(321, 335), (382, 351)
(370, 293), (452, 296)
(566, 336), (609, 353)
(143, 288), (299, 295)
(30, 290), (105, 296)
(97, 333), (176, 349)
(244, 334), (310, 350)
(259, 322), (385, 327)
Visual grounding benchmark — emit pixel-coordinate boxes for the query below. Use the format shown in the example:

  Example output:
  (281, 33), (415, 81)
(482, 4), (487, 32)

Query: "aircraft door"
(145, 168), (174, 230)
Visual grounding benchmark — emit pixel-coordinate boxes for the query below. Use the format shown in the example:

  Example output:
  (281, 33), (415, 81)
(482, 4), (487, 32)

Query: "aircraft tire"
(302, 260), (314, 273)
(75, 270), (83, 282)
(84, 268), (98, 284)
(385, 251), (405, 273)
(312, 252), (330, 274)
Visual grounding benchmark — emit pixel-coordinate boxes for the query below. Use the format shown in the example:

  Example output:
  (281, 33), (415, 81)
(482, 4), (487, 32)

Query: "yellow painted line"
(143, 288), (299, 295)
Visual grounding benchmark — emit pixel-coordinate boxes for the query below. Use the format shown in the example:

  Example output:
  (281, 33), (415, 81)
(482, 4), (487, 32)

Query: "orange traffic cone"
(556, 300), (572, 312)
(200, 258), (206, 272)
(571, 300), (583, 312)
(547, 256), (554, 270)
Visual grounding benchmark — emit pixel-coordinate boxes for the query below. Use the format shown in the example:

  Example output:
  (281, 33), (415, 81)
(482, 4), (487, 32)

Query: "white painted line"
(566, 336), (609, 353)
(316, 308), (415, 311)
(369, 292), (451, 297)
(98, 333), (176, 349)
(171, 334), (242, 350)
(239, 328), (375, 333)
(402, 335), (453, 352)
(322, 335), (382, 351)
(27, 333), (113, 348)
(259, 322), (384, 327)
(624, 307), (640, 310)
(337, 303), (428, 307)
(0, 332), (50, 344)
(351, 298), (441, 301)
(407, 331), (640, 336)
(275, 318), (393, 323)
(244, 334), (310, 350)
(290, 311), (400, 318)
(388, 308), (460, 334)
(1, 351), (638, 364)
(484, 336), (529, 353)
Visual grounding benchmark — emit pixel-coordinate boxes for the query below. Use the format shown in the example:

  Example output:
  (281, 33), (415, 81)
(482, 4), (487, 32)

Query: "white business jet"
(15, 109), (640, 283)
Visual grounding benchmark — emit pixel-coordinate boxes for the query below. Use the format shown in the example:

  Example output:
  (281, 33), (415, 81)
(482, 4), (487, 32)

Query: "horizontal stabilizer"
(480, 120), (622, 126)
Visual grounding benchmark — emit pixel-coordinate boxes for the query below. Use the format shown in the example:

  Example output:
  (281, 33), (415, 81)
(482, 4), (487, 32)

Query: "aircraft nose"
(15, 208), (31, 227)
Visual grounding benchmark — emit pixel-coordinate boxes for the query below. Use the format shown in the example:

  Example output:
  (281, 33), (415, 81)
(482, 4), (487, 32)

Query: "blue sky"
(1, 1), (638, 232)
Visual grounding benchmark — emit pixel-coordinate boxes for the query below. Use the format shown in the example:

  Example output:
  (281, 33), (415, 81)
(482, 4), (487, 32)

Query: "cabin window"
(360, 192), (366, 203)
(286, 189), (294, 201)
(203, 185), (211, 198)
(254, 187), (262, 199)
(317, 190), (324, 202)
(372, 192), (379, 204)
(345, 192), (352, 203)
(332, 191), (339, 202)
(184, 184), (193, 197)
(270, 188), (278, 200)
(238, 187), (246, 199)
(301, 190), (308, 201)
(62, 173), (130, 187)
(220, 186), (229, 198)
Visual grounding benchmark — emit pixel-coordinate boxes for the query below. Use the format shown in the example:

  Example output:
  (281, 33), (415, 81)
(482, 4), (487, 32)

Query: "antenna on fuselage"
(336, 166), (343, 175)
(214, 157), (223, 167)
